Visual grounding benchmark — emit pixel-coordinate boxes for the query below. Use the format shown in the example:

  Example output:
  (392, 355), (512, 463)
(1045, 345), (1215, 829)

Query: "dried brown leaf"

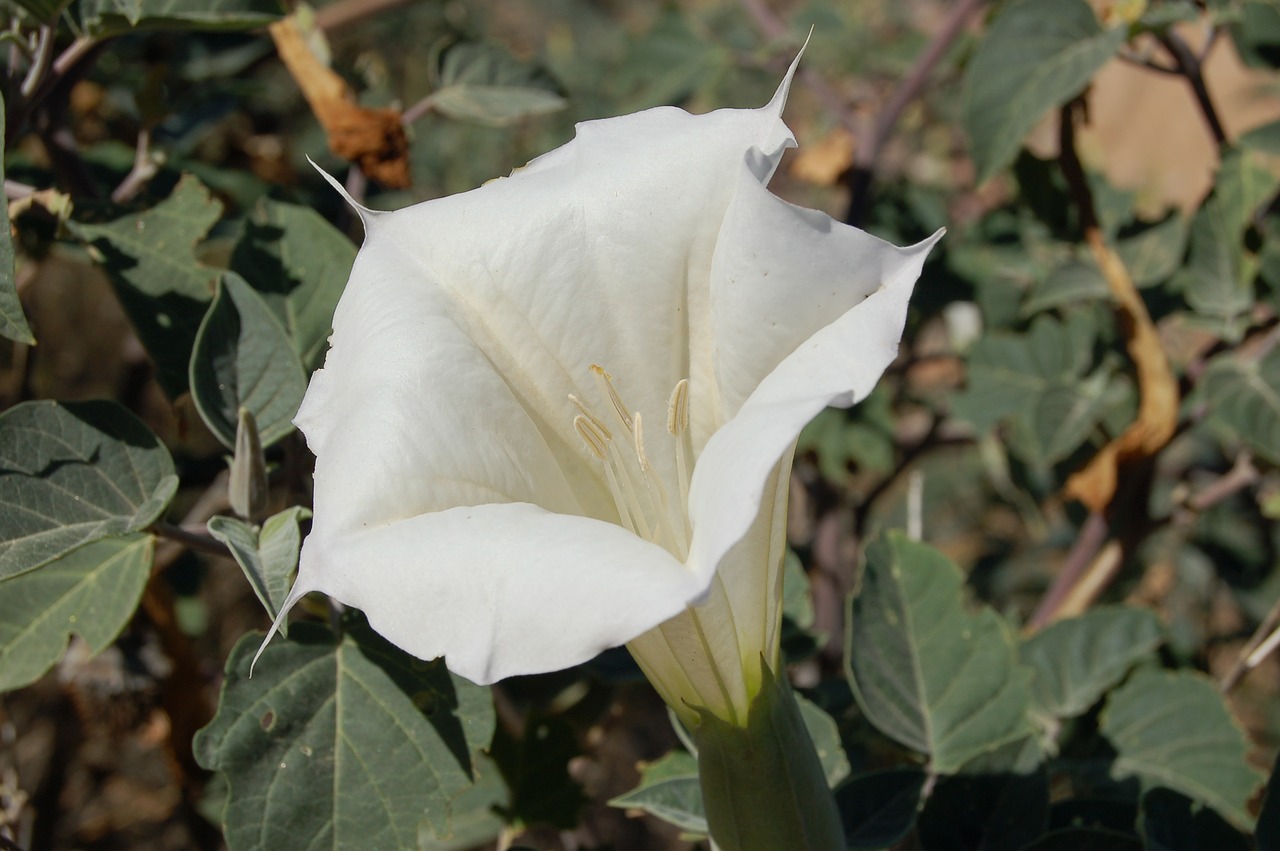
(269, 15), (409, 188)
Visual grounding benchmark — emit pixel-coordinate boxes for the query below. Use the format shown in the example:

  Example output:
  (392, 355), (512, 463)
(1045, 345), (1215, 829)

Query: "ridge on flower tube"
(260, 48), (943, 723)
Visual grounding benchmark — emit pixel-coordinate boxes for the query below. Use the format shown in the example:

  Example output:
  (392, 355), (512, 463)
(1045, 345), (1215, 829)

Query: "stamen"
(591, 364), (634, 432)
(607, 440), (653, 540)
(569, 394), (611, 441)
(572, 368), (695, 559)
(668, 380), (693, 525)
(573, 414), (609, 461)
(633, 411), (649, 472)
(602, 460), (639, 534)
(667, 379), (689, 436)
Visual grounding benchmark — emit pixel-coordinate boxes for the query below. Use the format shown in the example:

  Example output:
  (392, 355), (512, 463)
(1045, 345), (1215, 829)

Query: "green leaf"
(608, 751), (705, 834)
(0, 90), (34, 346)
(68, 175), (223, 397)
(194, 620), (495, 851)
(10, 0), (76, 23)
(1020, 606), (1164, 721)
(0, 400), (177, 582)
(0, 534), (152, 693)
(951, 313), (1095, 432)
(1100, 669), (1263, 831)
(189, 273), (308, 449)
(963, 0), (1126, 181)
(846, 532), (1034, 773)
(1117, 215), (1190, 289)
(1140, 1), (1202, 29)
(1180, 149), (1280, 341)
(1022, 369), (1119, 465)
(614, 11), (733, 110)
(1200, 347), (1280, 465)
(782, 549), (816, 633)
(1140, 787), (1252, 851)
(426, 42), (566, 126)
(418, 752), (508, 851)
(1239, 119), (1280, 154)
(229, 198), (355, 371)
(834, 768), (925, 851)
(797, 693), (851, 788)
(1230, 0), (1280, 68)
(206, 507), (310, 625)
(1022, 257), (1110, 315)
(797, 388), (897, 479)
(1023, 611), (1159, 721)
(78, 0), (283, 35)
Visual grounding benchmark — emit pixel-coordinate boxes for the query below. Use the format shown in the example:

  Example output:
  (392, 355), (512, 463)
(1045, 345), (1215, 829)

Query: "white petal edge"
(686, 226), (945, 589)
(264, 502), (701, 684)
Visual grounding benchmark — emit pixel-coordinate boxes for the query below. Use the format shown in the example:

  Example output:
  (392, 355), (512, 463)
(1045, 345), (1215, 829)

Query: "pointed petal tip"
(915, 226), (947, 253)
(248, 582), (310, 677)
(307, 155), (377, 225)
(765, 28), (813, 118)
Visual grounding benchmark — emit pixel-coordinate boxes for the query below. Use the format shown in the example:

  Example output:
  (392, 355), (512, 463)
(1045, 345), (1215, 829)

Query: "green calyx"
(692, 659), (844, 851)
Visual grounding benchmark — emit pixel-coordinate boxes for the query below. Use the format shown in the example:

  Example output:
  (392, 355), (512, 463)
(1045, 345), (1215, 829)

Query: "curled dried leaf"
(269, 15), (410, 188)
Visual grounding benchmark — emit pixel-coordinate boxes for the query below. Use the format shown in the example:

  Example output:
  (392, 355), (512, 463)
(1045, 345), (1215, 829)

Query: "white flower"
(272, 54), (941, 725)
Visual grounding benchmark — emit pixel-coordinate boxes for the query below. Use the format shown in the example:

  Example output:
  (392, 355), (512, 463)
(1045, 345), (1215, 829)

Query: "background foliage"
(2, 0), (1280, 849)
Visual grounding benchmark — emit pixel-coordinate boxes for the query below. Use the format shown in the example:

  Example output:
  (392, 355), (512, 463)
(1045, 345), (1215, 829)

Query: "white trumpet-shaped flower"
(274, 53), (941, 727)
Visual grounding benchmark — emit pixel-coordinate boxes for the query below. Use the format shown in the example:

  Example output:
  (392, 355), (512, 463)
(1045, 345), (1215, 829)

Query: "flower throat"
(571, 366), (693, 560)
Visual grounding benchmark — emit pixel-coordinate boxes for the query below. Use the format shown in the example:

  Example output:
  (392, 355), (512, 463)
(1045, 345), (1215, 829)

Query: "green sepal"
(692, 660), (844, 851)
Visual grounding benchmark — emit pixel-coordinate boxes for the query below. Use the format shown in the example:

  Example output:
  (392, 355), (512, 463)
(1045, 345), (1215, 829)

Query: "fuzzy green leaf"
(189, 273), (308, 449)
(207, 508), (310, 625)
(963, 0), (1125, 181)
(1201, 347), (1280, 465)
(608, 751), (706, 834)
(1101, 669), (1263, 831)
(0, 401), (176, 581)
(0, 534), (152, 692)
(194, 620), (495, 851)
(1021, 606), (1164, 720)
(0, 90), (34, 346)
(78, 0), (282, 35)
(229, 199), (356, 371)
(1180, 149), (1280, 341)
(68, 175), (222, 397)
(846, 532), (1034, 773)
(426, 42), (566, 126)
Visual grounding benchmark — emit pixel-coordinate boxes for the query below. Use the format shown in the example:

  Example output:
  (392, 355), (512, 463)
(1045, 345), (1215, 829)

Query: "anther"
(667, 379), (689, 436)
(634, 412), (650, 472)
(569, 394), (612, 440)
(573, 415), (609, 461)
(591, 364), (634, 432)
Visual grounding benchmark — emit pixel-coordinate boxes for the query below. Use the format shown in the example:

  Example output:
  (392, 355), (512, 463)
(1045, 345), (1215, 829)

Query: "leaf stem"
(1220, 590), (1280, 692)
(1027, 511), (1109, 631)
(151, 522), (233, 559)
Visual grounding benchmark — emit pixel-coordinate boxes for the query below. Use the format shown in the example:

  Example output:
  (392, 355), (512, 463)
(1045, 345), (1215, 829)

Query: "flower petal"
(296, 71), (804, 536)
(709, 162), (929, 420)
(688, 186), (945, 589)
(292, 502), (699, 684)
